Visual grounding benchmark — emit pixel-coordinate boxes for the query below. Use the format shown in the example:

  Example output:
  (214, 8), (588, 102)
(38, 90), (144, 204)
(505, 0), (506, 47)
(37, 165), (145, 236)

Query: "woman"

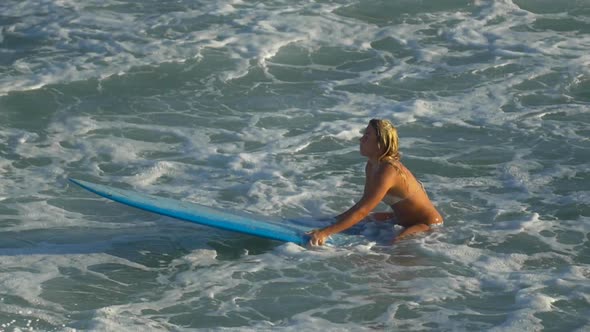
(307, 119), (443, 246)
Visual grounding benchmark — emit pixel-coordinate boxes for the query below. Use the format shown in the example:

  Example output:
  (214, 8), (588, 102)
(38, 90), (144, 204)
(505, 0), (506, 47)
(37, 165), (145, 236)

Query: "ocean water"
(1, 0), (589, 330)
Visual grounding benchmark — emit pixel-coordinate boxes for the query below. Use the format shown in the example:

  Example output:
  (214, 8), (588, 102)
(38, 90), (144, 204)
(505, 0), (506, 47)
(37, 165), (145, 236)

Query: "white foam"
(130, 161), (177, 187)
(85, 307), (173, 332)
(170, 249), (217, 269)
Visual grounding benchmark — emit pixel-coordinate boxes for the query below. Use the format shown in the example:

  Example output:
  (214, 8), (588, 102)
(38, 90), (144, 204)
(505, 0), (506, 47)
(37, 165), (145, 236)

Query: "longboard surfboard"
(69, 178), (319, 246)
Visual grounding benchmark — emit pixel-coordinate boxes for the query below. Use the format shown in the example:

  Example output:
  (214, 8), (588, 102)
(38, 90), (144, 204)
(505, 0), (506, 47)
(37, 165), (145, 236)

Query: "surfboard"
(69, 178), (318, 246)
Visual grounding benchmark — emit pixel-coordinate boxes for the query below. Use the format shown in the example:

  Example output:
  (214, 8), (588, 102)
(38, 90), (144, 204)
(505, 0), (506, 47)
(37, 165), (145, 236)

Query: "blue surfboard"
(69, 178), (320, 246)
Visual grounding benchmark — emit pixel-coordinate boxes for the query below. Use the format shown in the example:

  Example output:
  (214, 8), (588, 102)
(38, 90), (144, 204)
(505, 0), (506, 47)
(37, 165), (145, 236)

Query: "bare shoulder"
(379, 160), (415, 188)
(375, 161), (399, 181)
(377, 160), (399, 174)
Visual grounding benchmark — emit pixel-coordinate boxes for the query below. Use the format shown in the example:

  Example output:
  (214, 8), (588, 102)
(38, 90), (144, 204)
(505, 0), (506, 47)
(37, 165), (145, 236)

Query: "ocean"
(1, 0), (589, 331)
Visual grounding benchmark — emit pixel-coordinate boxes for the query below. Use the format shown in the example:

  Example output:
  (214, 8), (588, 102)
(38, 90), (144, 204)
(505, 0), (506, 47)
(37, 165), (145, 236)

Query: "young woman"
(307, 119), (443, 246)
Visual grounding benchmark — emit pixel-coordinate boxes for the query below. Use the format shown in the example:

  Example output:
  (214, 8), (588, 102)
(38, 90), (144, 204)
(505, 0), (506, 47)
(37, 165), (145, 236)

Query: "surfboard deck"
(69, 178), (319, 246)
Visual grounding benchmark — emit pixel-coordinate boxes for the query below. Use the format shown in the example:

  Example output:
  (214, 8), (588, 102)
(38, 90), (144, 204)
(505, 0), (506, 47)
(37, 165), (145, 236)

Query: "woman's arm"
(308, 163), (397, 246)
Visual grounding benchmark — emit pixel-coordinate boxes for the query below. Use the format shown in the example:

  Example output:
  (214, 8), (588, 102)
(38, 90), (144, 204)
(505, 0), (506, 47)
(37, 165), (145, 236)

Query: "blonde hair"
(369, 118), (400, 161)
(369, 118), (407, 185)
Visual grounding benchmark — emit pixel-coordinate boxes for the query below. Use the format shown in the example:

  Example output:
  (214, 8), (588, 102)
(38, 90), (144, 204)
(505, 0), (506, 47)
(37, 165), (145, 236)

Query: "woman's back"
(384, 161), (442, 227)
(374, 160), (443, 227)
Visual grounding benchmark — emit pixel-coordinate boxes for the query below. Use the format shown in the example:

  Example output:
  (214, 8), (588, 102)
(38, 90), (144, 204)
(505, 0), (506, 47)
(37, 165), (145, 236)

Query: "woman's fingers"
(306, 229), (325, 246)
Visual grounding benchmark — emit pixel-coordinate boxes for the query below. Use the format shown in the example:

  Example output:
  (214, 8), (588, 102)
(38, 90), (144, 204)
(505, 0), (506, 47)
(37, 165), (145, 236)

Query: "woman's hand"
(306, 228), (330, 246)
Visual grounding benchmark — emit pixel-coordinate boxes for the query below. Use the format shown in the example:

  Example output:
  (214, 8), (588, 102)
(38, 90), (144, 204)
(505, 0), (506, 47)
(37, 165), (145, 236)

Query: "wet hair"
(369, 118), (407, 185)
(369, 118), (400, 161)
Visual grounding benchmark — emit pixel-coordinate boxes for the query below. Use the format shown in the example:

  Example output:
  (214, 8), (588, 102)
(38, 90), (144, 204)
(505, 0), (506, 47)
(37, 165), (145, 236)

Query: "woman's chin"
(359, 149), (371, 157)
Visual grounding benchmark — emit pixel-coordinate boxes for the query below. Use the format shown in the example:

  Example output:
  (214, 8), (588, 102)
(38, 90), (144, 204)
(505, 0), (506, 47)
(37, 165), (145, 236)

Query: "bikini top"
(382, 194), (406, 206)
(382, 180), (425, 206)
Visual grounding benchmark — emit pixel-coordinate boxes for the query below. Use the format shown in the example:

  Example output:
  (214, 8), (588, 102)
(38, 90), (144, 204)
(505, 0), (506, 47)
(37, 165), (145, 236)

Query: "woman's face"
(359, 124), (380, 158)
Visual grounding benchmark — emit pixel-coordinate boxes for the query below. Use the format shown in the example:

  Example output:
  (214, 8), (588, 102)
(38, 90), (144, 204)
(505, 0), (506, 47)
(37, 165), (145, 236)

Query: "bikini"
(382, 180), (425, 206)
